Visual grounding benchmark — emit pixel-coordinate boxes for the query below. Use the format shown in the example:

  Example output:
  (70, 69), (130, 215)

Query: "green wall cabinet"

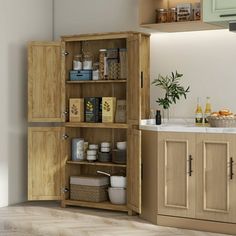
(203, 0), (236, 24)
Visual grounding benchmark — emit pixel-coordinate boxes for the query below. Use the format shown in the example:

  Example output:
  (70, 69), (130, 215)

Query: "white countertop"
(140, 119), (236, 134)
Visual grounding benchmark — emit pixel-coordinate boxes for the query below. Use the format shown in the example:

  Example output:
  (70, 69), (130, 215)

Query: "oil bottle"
(195, 97), (203, 126)
(204, 97), (212, 126)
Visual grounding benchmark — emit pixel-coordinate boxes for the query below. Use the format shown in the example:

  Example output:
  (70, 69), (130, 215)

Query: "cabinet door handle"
(220, 14), (236, 18)
(62, 134), (69, 140)
(141, 71), (143, 88)
(188, 155), (193, 177)
(230, 157), (234, 180)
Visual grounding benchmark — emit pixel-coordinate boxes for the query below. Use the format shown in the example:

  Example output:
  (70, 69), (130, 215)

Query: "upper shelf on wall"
(139, 0), (224, 33)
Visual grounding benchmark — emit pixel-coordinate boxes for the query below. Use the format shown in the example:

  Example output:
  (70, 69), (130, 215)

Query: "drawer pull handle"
(220, 14), (236, 18)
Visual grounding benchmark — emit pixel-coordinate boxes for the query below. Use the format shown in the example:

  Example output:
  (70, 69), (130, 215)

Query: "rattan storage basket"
(208, 116), (236, 128)
(70, 184), (108, 202)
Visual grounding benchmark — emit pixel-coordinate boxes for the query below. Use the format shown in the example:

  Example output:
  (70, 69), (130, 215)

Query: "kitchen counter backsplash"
(140, 119), (236, 134)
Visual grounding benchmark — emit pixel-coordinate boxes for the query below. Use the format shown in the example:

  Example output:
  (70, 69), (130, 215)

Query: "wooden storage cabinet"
(158, 132), (195, 218)
(203, 0), (236, 23)
(27, 32), (150, 214)
(139, 0), (224, 32)
(196, 134), (236, 223)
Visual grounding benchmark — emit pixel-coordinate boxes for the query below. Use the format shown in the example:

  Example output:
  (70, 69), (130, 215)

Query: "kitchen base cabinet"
(141, 131), (236, 235)
(196, 134), (236, 223)
(158, 132), (195, 219)
(27, 32), (150, 214)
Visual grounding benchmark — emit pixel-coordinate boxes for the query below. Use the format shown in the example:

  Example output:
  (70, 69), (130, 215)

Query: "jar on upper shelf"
(156, 8), (168, 23)
(73, 54), (82, 70)
(83, 52), (93, 70)
(169, 7), (177, 22)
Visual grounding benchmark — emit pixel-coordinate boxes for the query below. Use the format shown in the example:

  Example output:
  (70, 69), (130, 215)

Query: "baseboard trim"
(157, 215), (236, 235)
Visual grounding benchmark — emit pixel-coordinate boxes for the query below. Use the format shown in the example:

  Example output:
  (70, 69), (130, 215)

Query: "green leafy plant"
(152, 71), (190, 109)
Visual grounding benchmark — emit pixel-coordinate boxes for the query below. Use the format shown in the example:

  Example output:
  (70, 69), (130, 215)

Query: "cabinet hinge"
(61, 187), (69, 193)
(62, 111), (68, 118)
(62, 134), (69, 140)
(62, 51), (69, 56)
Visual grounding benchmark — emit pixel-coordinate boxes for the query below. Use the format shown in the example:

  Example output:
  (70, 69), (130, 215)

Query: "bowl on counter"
(108, 187), (126, 205)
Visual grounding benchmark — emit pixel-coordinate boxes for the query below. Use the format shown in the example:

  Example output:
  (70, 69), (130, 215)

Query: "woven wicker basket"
(70, 184), (108, 202)
(208, 116), (236, 128)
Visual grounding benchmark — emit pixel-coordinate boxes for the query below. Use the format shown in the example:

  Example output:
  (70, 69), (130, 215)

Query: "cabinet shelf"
(67, 160), (126, 168)
(65, 122), (128, 129)
(141, 21), (224, 33)
(66, 79), (127, 84)
(64, 199), (128, 212)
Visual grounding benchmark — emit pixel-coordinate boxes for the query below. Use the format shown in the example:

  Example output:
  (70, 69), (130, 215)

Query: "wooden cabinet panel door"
(127, 33), (150, 125)
(158, 132), (195, 218)
(28, 42), (65, 122)
(127, 128), (142, 213)
(203, 0), (236, 22)
(28, 127), (62, 200)
(196, 134), (236, 223)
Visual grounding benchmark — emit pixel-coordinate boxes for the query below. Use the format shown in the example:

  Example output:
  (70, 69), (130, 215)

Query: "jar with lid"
(156, 8), (168, 23)
(99, 49), (108, 80)
(83, 52), (93, 70)
(73, 54), (82, 70)
(169, 7), (177, 22)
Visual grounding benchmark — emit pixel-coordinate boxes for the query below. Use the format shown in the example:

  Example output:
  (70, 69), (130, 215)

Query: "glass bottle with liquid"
(195, 97), (203, 126)
(204, 97), (212, 126)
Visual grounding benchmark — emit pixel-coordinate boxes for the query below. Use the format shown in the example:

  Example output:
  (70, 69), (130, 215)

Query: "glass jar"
(73, 54), (82, 70)
(169, 7), (177, 22)
(99, 49), (107, 80)
(156, 8), (168, 23)
(83, 52), (93, 70)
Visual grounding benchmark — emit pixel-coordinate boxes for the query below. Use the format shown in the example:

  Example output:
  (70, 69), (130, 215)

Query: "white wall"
(0, 0), (53, 207)
(54, 0), (236, 119)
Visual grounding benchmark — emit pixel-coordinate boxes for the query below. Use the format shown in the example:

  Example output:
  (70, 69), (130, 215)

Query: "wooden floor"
(0, 202), (232, 236)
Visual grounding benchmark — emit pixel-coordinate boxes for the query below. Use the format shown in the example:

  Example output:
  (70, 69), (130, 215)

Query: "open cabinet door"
(28, 127), (64, 200)
(127, 128), (142, 213)
(28, 42), (65, 122)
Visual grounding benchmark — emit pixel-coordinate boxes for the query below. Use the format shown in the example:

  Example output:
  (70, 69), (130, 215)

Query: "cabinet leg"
(128, 210), (137, 216)
(61, 201), (66, 208)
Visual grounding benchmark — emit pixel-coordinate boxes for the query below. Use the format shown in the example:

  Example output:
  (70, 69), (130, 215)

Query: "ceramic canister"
(72, 138), (85, 161)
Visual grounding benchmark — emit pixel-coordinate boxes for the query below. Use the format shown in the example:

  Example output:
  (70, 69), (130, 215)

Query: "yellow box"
(102, 97), (116, 123)
(69, 98), (84, 122)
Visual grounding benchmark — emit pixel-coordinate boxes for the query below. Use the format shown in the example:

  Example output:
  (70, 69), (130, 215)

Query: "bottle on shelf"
(156, 110), (162, 125)
(195, 97), (203, 126)
(204, 97), (212, 126)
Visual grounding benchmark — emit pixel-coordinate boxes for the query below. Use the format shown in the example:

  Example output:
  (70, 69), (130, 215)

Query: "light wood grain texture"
(65, 122), (128, 129)
(140, 131), (158, 224)
(139, 0), (224, 32)
(28, 42), (65, 122)
(196, 133), (236, 223)
(67, 160), (126, 168)
(158, 132), (195, 218)
(28, 127), (62, 200)
(127, 34), (141, 125)
(66, 80), (127, 84)
(127, 128), (142, 214)
(64, 200), (128, 212)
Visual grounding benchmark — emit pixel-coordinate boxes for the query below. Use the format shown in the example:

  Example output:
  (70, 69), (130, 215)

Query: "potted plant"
(152, 71), (190, 121)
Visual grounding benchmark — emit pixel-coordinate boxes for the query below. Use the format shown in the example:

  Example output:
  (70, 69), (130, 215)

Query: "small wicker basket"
(70, 184), (108, 202)
(208, 116), (236, 128)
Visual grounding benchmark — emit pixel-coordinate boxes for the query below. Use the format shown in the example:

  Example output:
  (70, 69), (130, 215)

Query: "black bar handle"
(141, 71), (143, 88)
(188, 155), (193, 177)
(230, 157), (234, 180)
(220, 14), (236, 18)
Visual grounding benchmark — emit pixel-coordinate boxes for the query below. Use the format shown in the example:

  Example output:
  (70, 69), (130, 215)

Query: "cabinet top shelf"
(66, 80), (127, 84)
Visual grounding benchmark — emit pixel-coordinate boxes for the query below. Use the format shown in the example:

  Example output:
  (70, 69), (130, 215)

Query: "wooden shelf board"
(66, 79), (127, 84)
(67, 160), (126, 168)
(64, 199), (128, 212)
(65, 122), (128, 129)
(141, 21), (224, 33)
